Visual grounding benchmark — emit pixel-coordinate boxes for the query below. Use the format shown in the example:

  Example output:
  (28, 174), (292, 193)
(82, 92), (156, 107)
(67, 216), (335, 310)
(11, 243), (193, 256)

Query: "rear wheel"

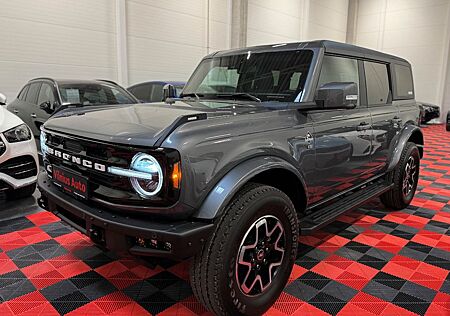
(381, 142), (420, 209)
(190, 183), (298, 315)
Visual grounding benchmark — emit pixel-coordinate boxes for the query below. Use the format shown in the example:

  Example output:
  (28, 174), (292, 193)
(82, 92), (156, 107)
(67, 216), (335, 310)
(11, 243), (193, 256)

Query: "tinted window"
(18, 85), (29, 100)
(393, 64), (414, 99)
(318, 55), (359, 105)
(364, 61), (390, 105)
(129, 84), (151, 102)
(37, 83), (56, 105)
(25, 82), (41, 104)
(150, 84), (164, 102)
(183, 50), (313, 103)
(59, 83), (135, 105)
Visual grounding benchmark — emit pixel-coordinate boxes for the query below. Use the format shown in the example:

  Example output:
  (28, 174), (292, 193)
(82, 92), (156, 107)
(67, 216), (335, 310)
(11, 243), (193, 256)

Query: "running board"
(300, 180), (393, 234)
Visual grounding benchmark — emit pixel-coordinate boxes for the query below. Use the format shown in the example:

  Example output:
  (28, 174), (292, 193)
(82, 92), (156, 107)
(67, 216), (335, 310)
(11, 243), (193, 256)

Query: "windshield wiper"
(180, 92), (204, 99)
(214, 93), (261, 103)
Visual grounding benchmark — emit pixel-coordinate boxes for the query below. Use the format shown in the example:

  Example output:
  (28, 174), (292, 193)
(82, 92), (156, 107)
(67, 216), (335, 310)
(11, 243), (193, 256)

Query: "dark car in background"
(127, 81), (185, 103)
(7, 78), (138, 150)
(418, 101), (440, 124)
(446, 110), (450, 131)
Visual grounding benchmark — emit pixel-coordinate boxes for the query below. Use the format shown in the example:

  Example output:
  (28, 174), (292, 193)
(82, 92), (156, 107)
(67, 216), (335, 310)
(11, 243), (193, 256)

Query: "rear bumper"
(37, 173), (213, 260)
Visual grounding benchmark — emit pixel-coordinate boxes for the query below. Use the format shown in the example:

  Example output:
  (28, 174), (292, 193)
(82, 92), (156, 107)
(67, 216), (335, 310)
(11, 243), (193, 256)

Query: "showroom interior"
(0, 0), (450, 315)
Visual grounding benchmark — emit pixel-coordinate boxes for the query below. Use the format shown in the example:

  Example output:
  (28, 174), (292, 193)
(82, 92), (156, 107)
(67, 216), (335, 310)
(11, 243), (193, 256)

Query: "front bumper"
(37, 173), (214, 260)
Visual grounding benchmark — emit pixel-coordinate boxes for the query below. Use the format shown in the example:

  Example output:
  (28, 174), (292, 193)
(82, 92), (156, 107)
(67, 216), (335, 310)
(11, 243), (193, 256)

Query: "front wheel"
(381, 142), (420, 209)
(190, 183), (299, 315)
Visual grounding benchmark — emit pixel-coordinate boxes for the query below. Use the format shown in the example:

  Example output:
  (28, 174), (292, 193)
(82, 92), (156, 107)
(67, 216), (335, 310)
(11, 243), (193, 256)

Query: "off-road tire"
(8, 183), (36, 200)
(381, 142), (420, 209)
(190, 183), (298, 316)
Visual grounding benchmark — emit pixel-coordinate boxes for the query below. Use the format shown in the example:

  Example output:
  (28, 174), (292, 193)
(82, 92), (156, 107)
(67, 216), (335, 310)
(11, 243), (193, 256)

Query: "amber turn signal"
(172, 162), (181, 189)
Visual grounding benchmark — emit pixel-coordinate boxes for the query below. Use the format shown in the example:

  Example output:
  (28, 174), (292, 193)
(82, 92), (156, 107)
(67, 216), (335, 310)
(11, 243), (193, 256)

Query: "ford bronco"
(38, 40), (423, 315)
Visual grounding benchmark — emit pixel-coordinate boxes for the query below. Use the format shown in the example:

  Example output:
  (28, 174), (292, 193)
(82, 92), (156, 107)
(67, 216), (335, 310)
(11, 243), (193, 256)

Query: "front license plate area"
(52, 165), (89, 199)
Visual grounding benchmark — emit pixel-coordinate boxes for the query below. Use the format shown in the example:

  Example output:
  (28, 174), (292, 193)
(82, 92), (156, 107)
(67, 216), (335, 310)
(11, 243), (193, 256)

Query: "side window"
(318, 55), (359, 105)
(25, 82), (41, 105)
(393, 64), (414, 99)
(150, 84), (164, 102)
(18, 85), (29, 100)
(129, 84), (151, 102)
(37, 83), (56, 105)
(364, 61), (390, 105)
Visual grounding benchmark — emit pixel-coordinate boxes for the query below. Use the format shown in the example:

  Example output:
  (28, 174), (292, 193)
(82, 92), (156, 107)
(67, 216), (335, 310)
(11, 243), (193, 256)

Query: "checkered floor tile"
(0, 124), (449, 315)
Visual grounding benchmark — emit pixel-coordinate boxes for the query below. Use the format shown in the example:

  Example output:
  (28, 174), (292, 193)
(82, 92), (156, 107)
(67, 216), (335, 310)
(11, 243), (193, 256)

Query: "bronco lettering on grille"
(46, 147), (107, 172)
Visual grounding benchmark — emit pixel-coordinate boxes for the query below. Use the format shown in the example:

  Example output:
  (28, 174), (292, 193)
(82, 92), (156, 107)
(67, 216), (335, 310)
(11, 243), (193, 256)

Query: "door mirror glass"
(316, 82), (358, 109)
(163, 84), (176, 104)
(39, 101), (58, 114)
(0, 93), (7, 105)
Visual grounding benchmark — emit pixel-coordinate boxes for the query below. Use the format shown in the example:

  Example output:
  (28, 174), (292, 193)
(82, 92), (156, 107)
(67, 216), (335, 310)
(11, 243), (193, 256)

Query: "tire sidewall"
(399, 145), (420, 204)
(219, 190), (298, 315)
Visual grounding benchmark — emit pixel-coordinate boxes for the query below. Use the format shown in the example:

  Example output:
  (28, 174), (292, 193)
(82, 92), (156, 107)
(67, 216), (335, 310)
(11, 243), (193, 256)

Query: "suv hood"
(44, 103), (210, 146)
(0, 106), (25, 132)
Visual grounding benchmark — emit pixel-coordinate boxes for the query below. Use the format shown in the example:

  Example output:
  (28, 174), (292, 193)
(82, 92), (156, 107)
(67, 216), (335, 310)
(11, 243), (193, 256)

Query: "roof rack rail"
(30, 77), (56, 83)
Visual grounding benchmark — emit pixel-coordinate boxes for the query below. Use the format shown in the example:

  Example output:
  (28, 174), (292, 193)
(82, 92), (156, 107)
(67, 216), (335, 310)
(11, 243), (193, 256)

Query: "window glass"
(25, 82), (41, 104)
(18, 85), (29, 100)
(129, 84), (151, 102)
(393, 64), (414, 99)
(59, 83), (135, 105)
(150, 84), (164, 102)
(37, 83), (56, 105)
(318, 55), (359, 105)
(364, 61), (390, 105)
(182, 50), (313, 103)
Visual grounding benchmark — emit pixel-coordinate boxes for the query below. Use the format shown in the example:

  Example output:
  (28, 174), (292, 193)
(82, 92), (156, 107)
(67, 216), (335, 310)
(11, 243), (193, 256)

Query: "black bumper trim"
(37, 173), (213, 260)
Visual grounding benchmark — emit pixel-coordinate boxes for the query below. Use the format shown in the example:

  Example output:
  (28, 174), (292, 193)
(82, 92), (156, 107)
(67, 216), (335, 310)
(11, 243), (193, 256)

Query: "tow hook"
(37, 196), (48, 210)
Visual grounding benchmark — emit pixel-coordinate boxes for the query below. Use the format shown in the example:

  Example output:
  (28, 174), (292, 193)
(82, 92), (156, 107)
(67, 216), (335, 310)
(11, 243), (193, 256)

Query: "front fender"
(192, 156), (306, 220)
(387, 124), (423, 172)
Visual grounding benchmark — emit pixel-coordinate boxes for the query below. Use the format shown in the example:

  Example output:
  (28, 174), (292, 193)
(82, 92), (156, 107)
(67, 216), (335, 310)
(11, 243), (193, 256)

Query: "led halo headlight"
(130, 153), (163, 198)
(40, 130), (48, 157)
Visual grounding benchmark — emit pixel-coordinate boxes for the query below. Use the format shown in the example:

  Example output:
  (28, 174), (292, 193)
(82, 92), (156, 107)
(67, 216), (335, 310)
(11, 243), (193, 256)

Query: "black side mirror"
(40, 101), (58, 114)
(0, 93), (7, 106)
(163, 84), (176, 104)
(316, 82), (358, 109)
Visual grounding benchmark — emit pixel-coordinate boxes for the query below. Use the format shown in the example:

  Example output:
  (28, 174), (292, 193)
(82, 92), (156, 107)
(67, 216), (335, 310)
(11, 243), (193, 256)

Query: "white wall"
(354, 0), (450, 112)
(0, 0), (117, 101)
(246, 0), (349, 46)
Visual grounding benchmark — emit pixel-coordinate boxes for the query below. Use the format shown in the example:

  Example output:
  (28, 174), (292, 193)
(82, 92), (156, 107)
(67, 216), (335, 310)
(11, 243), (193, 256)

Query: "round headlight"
(130, 153), (163, 198)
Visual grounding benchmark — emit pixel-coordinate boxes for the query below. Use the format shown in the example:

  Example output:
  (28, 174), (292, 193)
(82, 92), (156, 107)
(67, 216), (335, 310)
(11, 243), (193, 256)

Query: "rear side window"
(364, 61), (390, 105)
(129, 84), (151, 102)
(18, 85), (29, 100)
(393, 64), (414, 99)
(150, 84), (164, 102)
(25, 82), (42, 104)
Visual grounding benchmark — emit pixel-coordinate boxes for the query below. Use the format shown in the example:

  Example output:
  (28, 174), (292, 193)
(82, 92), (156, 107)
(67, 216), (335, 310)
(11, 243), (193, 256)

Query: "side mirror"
(0, 93), (7, 106)
(316, 82), (358, 109)
(40, 101), (58, 114)
(163, 84), (176, 104)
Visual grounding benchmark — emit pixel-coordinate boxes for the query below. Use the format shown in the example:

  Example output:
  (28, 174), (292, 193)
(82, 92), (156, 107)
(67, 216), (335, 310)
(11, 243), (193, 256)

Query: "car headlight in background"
(129, 153), (163, 198)
(40, 130), (47, 156)
(0, 139), (5, 156)
(3, 124), (32, 143)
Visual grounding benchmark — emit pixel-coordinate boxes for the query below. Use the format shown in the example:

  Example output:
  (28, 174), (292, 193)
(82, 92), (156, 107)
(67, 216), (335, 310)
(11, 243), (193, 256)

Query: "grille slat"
(0, 156), (37, 179)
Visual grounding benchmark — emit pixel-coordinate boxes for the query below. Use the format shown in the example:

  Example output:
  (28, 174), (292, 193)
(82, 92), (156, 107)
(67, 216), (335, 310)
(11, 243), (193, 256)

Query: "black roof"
(212, 40), (410, 65)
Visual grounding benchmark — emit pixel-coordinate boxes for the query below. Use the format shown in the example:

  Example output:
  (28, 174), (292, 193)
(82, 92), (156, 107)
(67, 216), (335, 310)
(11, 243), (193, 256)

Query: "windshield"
(59, 83), (136, 106)
(182, 50), (313, 103)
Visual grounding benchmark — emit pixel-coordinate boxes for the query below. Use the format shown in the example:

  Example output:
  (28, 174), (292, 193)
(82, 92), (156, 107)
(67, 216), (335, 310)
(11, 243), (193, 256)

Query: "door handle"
(357, 122), (371, 131)
(13, 109), (19, 114)
(30, 113), (37, 118)
(393, 116), (402, 123)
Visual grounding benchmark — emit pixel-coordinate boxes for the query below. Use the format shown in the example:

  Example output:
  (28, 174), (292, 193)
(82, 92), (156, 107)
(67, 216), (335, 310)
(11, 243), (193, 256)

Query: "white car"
(0, 93), (39, 199)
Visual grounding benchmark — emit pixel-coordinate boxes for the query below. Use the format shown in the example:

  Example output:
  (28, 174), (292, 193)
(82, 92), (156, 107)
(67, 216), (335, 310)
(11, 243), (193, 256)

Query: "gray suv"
(38, 40), (422, 315)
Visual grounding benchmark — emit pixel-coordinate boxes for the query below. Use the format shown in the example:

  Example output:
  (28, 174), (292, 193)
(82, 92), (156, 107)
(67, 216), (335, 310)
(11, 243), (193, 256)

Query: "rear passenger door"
(309, 55), (373, 202)
(364, 61), (400, 174)
(20, 82), (42, 139)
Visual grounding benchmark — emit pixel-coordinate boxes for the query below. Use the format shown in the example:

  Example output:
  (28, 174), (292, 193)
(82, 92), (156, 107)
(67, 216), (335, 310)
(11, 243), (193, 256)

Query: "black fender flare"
(387, 124), (424, 172)
(192, 156), (307, 220)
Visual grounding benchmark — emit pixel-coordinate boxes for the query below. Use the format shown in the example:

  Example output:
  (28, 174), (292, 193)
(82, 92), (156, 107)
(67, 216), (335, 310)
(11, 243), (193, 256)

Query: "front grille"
(0, 156), (37, 179)
(44, 131), (180, 210)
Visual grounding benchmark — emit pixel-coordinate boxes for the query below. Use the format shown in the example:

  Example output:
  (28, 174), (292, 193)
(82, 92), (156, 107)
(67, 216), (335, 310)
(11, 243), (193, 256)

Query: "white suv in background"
(0, 93), (38, 199)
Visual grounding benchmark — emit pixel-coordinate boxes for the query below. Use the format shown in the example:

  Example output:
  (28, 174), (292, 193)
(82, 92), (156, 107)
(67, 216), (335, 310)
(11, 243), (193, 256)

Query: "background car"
(447, 110), (450, 131)
(128, 81), (185, 103)
(0, 94), (38, 199)
(417, 101), (440, 124)
(7, 78), (139, 150)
